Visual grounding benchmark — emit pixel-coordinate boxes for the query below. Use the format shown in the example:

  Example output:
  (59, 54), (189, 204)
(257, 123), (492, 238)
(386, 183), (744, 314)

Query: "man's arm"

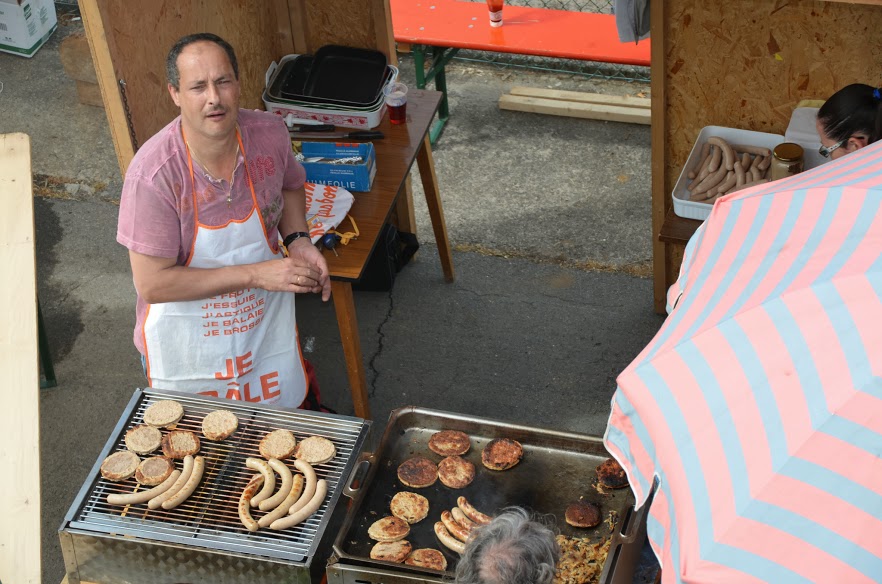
(129, 251), (325, 304)
(279, 186), (332, 301)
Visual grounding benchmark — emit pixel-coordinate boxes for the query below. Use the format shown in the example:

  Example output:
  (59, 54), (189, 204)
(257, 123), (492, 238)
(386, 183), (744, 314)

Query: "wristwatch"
(283, 231), (310, 248)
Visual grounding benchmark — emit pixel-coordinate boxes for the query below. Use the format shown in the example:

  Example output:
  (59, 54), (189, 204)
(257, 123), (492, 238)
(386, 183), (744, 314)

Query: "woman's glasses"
(819, 139), (846, 158)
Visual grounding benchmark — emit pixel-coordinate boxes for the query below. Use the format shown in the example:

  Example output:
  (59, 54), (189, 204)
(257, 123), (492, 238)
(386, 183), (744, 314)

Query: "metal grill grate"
(67, 388), (369, 564)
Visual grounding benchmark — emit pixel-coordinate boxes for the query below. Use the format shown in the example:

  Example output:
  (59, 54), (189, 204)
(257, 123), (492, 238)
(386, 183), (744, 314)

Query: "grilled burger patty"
(428, 430), (471, 456)
(390, 491), (430, 524)
(565, 500), (602, 528)
(259, 429), (297, 460)
(437, 455), (476, 489)
(405, 548), (448, 571)
(370, 540), (412, 563)
(135, 456), (175, 486)
(596, 458), (628, 489)
(481, 438), (523, 471)
(294, 435), (336, 465)
(201, 409), (238, 441)
(397, 456), (438, 488)
(143, 399), (184, 428)
(100, 450), (140, 481)
(368, 516), (411, 542)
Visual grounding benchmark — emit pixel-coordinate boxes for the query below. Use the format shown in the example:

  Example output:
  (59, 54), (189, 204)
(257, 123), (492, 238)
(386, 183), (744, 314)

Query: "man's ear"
(848, 134), (870, 152)
(168, 83), (181, 107)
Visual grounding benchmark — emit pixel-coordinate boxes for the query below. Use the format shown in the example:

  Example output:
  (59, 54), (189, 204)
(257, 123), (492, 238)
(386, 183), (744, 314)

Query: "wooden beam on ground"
(0, 133), (42, 584)
(498, 94), (651, 125)
(508, 86), (650, 109)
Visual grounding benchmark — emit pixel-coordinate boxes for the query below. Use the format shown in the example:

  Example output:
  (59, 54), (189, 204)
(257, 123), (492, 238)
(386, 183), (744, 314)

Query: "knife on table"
(290, 130), (385, 140)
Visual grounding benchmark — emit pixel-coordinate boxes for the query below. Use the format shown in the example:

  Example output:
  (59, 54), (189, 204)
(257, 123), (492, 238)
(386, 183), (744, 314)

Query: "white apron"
(143, 128), (307, 408)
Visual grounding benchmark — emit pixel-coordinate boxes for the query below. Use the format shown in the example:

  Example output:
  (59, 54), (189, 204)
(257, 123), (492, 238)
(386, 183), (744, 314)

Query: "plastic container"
(263, 56), (398, 129)
(672, 126), (784, 221)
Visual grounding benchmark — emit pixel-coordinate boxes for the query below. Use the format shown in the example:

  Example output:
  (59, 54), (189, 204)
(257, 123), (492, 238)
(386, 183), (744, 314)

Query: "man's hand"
(287, 237), (331, 301)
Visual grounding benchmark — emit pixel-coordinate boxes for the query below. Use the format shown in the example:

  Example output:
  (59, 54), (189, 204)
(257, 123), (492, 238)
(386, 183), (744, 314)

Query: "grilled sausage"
(258, 473), (304, 528)
(288, 459), (317, 516)
(162, 455), (205, 510)
(107, 469), (181, 506)
(434, 521), (466, 554)
(457, 496), (491, 525)
(246, 457), (276, 508)
(148, 454), (193, 510)
(270, 479), (328, 530)
(441, 510), (470, 543)
(259, 458), (293, 511)
(451, 506), (476, 533)
(239, 473), (265, 532)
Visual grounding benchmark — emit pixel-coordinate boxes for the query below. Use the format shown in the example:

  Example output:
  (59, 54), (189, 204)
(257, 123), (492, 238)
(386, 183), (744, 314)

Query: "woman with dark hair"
(816, 83), (882, 160)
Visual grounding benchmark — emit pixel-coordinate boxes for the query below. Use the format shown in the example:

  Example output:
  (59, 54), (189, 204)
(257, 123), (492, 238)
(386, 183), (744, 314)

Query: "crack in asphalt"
(368, 289), (395, 398)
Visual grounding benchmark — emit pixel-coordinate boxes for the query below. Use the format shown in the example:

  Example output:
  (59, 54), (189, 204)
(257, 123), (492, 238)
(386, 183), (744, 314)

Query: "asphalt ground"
(1, 10), (663, 583)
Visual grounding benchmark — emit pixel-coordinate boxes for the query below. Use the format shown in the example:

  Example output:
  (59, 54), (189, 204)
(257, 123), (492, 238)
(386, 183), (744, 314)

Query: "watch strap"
(283, 231), (310, 248)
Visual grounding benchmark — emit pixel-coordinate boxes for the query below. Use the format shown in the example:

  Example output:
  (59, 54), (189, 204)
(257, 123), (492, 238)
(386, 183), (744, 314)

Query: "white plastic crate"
(673, 126), (784, 221)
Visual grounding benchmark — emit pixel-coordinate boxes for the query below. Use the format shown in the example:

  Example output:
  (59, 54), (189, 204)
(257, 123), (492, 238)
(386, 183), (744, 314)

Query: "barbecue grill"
(59, 387), (370, 584)
(326, 407), (649, 584)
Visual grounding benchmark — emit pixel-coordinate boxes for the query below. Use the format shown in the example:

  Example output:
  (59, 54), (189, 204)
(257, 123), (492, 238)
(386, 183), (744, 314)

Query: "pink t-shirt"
(117, 109), (305, 354)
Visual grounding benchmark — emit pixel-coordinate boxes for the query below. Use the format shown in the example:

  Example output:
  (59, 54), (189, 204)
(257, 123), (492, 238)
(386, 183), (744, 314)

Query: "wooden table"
(325, 90), (454, 420)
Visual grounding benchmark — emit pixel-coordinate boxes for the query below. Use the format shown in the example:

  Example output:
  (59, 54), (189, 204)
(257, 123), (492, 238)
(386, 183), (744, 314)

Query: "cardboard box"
(0, 0), (57, 58)
(297, 142), (377, 192)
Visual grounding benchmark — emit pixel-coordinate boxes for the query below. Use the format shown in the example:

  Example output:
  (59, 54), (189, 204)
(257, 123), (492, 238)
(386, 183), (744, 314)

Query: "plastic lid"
(773, 142), (804, 162)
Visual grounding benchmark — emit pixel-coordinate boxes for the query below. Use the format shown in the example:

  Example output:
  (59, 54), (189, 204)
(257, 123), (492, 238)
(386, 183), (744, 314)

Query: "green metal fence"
(439, 0), (649, 83)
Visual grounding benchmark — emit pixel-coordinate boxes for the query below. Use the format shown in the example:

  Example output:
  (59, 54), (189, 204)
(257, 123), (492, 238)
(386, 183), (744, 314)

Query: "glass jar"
(769, 142), (805, 181)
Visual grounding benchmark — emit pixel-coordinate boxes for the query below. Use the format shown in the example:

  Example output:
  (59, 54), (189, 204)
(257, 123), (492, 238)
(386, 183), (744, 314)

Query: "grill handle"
(343, 458), (372, 498)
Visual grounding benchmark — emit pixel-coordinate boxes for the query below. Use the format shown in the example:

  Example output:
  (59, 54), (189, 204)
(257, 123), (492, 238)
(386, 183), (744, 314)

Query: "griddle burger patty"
(370, 540), (412, 563)
(437, 455), (475, 489)
(481, 438), (523, 471)
(390, 491), (430, 524)
(565, 500), (602, 528)
(596, 457), (629, 489)
(397, 456), (438, 488)
(368, 516), (411, 542)
(405, 548), (448, 571)
(428, 430), (471, 456)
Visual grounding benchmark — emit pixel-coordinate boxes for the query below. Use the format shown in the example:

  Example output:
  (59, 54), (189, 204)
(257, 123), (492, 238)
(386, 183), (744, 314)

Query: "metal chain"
(118, 79), (140, 151)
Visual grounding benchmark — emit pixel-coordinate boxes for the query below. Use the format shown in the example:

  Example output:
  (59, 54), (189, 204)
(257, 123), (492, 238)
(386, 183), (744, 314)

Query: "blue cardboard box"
(296, 142), (377, 192)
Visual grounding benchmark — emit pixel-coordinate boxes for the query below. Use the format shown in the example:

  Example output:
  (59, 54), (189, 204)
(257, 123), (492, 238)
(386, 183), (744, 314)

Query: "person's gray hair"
(455, 507), (559, 584)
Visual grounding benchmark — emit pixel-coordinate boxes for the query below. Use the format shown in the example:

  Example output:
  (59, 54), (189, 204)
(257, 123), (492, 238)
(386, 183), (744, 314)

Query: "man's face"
(168, 41), (240, 141)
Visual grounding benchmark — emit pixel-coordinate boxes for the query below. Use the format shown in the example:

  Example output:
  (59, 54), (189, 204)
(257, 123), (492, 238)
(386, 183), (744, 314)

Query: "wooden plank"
(498, 94), (651, 125)
(508, 86), (650, 109)
(0, 133), (41, 584)
(650, 0), (666, 314)
(79, 0), (135, 177)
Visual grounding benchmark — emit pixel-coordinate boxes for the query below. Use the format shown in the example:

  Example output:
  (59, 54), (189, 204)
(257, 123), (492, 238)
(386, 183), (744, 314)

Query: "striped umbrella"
(605, 141), (882, 584)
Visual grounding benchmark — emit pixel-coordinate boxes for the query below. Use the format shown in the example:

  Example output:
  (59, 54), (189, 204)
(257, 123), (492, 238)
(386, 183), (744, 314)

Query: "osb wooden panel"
(663, 0), (882, 196)
(302, 0), (389, 55)
(97, 0), (288, 147)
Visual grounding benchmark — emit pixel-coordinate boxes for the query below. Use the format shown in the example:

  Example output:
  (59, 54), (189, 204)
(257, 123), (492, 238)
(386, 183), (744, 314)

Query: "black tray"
(270, 54), (314, 100)
(302, 45), (388, 104)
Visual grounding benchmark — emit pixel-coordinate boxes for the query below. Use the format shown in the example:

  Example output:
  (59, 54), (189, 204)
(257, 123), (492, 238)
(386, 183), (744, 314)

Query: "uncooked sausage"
(690, 165), (728, 198)
(148, 455), (193, 510)
(162, 455), (204, 510)
(734, 160), (746, 189)
(246, 457), (276, 509)
(258, 473), (304, 528)
(708, 137), (735, 171)
(714, 170), (737, 197)
(731, 144), (771, 157)
(259, 459), (293, 511)
(107, 470), (181, 506)
(287, 460), (317, 516)
(269, 479), (328, 530)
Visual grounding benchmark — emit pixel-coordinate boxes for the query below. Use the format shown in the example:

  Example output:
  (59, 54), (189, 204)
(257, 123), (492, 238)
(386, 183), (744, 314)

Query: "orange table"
(324, 90), (453, 419)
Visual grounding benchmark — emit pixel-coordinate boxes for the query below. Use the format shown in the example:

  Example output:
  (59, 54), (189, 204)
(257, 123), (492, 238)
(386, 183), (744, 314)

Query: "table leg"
(330, 280), (371, 419)
(416, 135), (455, 282)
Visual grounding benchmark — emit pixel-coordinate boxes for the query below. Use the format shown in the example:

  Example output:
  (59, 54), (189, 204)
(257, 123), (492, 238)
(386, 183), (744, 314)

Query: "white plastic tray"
(672, 126), (784, 221)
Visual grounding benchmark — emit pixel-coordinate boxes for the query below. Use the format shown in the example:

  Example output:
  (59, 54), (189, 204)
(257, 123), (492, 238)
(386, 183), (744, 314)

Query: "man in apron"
(117, 33), (329, 409)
